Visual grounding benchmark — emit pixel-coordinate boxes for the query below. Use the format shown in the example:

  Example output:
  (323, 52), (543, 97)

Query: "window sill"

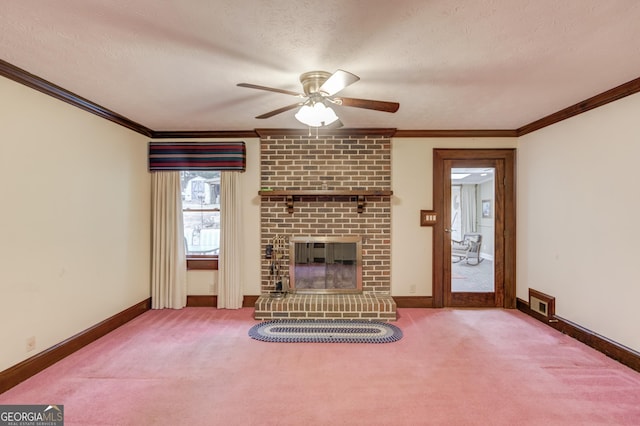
(187, 257), (219, 270)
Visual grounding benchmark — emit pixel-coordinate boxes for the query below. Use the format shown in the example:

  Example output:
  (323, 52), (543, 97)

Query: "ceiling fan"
(237, 70), (399, 128)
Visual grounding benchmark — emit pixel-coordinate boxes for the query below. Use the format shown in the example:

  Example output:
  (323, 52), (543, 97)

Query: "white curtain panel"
(461, 184), (477, 236)
(151, 172), (187, 309)
(217, 171), (244, 309)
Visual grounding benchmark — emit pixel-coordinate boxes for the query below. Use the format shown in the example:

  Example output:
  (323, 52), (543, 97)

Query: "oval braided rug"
(248, 319), (402, 343)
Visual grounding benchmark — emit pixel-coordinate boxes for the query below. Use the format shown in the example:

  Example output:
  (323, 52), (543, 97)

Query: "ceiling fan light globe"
(320, 105), (339, 126)
(295, 103), (339, 127)
(294, 105), (316, 126)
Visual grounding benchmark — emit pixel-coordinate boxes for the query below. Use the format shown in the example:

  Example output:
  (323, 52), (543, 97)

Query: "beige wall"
(390, 138), (517, 296)
(517, 92), (640, 352)
(0, 76), (150, 371)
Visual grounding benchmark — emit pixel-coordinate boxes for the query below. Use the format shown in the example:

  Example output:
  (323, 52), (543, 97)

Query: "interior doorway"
(432, 149), (516, 308)
(450, 167), (495, 293)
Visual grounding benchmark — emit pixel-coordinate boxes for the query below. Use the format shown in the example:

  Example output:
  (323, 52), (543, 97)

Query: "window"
(181, 171), (220, 269)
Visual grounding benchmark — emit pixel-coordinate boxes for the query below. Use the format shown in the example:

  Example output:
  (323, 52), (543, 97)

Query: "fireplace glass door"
(289, 236), (362, 294)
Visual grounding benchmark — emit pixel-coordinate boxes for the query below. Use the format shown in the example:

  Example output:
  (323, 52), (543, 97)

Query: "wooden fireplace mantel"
(258, 189), (393, 213)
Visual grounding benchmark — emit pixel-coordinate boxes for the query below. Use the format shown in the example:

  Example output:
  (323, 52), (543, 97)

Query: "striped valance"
(148, 142), (246, 171)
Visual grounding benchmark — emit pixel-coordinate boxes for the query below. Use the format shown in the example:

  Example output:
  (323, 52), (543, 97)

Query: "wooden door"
(433, 149), (516, 308)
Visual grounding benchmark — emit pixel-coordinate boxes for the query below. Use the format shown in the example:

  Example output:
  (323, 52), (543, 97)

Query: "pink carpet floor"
(1, 308), (639, 425)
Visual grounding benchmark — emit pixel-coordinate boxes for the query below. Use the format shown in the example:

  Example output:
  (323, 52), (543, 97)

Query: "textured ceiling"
(2, 0), (640, 132)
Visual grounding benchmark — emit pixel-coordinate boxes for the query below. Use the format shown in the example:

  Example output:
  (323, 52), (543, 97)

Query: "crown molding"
(394, 129), (517, 138)
(151, 130), (259, 139)
(517, 76), (640, 136)
(0, 59), (153, 137)
(255, 128), (397, 138)
(153, 128), (516, 139)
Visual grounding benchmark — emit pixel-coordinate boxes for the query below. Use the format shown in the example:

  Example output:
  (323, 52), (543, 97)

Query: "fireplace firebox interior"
(289, 236), (362, 294)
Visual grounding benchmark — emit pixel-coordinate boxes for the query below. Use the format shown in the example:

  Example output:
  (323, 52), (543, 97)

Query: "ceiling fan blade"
(255, 103), (302, 119)
(237, 83), (303, 97)
(336, 97), (400, 113)
(319, 70), (360, 96)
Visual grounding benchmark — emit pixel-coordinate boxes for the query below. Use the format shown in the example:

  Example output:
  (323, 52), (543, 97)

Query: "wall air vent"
(528, 288), (556, 321)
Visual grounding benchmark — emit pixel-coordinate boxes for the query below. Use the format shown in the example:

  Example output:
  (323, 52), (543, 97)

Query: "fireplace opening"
(289, 236), (362, 294)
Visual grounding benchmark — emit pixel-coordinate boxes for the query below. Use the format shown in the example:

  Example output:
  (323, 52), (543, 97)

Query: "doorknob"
(444, 228), (451, 233)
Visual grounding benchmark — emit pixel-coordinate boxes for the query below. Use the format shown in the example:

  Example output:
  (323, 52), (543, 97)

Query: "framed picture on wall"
(482, 200), (492, 218)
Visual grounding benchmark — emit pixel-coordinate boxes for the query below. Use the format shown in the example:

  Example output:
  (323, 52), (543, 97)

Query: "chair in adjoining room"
(451, 233), (483, 265)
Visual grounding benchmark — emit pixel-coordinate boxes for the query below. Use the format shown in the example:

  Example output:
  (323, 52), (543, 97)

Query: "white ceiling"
(2, 0), (640, 132)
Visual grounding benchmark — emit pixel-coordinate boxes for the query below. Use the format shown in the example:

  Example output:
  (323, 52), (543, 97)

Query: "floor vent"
(528, 288), (555, 321)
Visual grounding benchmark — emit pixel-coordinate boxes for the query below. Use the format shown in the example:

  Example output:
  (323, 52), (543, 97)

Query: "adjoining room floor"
(452, 257), (494, 292)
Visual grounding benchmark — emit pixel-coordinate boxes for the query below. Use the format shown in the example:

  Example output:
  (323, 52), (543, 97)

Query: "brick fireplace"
(254, 130), (396, 321)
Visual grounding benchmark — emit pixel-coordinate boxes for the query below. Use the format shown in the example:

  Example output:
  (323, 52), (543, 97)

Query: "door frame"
(433, 149), (516, 308)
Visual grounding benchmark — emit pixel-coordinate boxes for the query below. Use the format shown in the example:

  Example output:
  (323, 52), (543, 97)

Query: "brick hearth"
(254, 294), (396, 321)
